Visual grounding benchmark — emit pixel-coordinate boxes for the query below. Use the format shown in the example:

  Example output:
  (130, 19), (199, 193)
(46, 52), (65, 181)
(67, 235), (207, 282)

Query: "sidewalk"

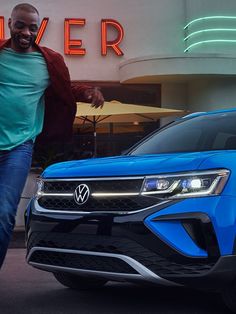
(10, 228), (25, 248)
(1, 249), (227, 314)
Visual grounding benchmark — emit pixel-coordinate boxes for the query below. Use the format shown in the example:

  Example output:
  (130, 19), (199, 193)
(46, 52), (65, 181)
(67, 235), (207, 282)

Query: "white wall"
(161, 82), (187, 125)
(162, 83), (187, 110)
(188, 78), (236, 112)
(185, 0), (236, 20)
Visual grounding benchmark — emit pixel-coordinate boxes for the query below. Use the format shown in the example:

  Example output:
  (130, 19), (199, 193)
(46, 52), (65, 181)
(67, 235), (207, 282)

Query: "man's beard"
(11, 32), (36, 50)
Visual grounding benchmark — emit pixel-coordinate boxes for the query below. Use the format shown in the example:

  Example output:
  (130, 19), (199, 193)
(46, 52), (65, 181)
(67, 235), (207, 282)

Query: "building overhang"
(119, 54), (236, 83)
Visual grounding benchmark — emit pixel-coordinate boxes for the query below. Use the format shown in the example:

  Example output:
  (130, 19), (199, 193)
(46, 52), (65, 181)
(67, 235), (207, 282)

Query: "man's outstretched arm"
(71, 85), (104, 108)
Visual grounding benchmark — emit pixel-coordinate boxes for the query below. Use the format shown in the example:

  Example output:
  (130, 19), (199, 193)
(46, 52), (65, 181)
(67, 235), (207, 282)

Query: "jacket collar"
(0, 38), (44, 55)
(0, 39), (11, 50)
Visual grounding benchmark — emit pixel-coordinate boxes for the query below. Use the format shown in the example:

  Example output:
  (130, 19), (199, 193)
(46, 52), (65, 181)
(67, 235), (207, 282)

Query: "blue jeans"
(0, 140), (33, 268)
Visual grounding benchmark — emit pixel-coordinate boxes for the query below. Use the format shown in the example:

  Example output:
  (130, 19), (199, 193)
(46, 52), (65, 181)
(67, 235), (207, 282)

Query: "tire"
(221, 281), (236, 313)
(53, 272), (108, 290)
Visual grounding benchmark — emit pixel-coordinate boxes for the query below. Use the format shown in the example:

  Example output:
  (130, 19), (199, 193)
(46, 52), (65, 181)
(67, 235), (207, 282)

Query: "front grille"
(38, 195), (159, 211)
(29, 250), (137, 274)
(28, 232), (216, 277)
(38, 178), (161, 212)
(44, 179), (143, 193)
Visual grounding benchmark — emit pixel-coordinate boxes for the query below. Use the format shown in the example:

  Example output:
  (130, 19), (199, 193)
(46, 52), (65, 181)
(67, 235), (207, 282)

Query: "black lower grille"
(28, 232), (216, 277)
(29, 250), (137, 274)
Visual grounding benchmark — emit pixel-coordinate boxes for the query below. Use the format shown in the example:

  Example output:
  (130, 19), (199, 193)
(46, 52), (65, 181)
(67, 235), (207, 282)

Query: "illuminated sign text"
(0, 16), (124, 56)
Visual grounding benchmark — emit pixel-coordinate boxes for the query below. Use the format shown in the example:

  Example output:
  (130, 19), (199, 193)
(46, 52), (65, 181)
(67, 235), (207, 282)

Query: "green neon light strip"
(184, 16), (236, 30)
(184, 39), (236, 52)
(184, 28), (236, 41)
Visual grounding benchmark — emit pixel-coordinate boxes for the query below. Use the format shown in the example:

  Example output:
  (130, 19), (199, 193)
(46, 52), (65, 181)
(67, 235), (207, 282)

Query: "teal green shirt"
(0, 48), (50, 150)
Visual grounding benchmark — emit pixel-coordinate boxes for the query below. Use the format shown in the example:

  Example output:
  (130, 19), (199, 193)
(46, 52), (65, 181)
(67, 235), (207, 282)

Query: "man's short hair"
(11, 3), (39, 16)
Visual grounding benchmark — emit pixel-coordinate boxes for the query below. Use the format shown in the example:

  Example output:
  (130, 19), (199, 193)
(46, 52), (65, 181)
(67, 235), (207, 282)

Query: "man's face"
(8, 9), (39, 52)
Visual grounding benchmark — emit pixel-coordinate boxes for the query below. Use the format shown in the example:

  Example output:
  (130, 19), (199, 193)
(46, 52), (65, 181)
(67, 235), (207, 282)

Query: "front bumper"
(26, 194), (236, 289)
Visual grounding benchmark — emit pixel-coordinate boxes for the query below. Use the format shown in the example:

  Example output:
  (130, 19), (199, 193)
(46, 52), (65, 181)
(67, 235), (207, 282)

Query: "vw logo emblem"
(74, 184), (90, 205)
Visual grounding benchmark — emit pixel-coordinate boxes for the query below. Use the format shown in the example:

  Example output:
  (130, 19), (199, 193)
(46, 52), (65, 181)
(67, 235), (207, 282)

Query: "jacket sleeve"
(71, 83), (93, 102)
(36, 49), (76, 144)
(36, 45), (95, 145)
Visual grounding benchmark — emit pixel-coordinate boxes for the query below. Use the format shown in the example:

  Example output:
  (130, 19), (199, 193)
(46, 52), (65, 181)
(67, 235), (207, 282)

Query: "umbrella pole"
(93, 118), (97, 157)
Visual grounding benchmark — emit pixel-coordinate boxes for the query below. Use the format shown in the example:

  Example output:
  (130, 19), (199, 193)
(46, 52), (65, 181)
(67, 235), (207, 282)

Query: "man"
(0, 3), (104, 268)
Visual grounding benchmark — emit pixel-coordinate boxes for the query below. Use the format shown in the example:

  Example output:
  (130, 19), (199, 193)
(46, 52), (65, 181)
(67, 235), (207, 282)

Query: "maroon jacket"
(0, 39), (89, 145)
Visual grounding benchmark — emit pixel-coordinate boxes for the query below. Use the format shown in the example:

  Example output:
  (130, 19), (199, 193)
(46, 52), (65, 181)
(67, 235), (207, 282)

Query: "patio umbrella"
(75, 101), (185, 156)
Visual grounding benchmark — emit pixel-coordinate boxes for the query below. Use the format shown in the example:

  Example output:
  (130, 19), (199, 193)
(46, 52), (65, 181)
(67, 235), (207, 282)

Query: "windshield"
(130, 111), (236, 155)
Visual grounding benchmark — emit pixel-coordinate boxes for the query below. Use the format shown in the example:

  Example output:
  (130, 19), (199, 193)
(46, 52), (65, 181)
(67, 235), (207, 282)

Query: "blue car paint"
(40, 109), (236, 259)
(145, 196), (236, 257)
(43, 151), (222, 178)
(144, 217), (208, 257)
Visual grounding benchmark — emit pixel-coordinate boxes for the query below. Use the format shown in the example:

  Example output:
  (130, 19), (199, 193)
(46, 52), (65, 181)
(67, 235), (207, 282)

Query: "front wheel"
(221, 281), (236, 313)
(53, 272), (108, 290)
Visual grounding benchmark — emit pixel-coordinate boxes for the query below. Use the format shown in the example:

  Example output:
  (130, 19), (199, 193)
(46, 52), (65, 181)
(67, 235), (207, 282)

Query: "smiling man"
(9, 4), (39, 52)
(0, 3), (104, 269)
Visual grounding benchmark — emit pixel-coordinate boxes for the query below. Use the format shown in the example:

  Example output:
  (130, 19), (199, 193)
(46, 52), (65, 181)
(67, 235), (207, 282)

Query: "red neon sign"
(101, 19), (124, 56)
(35, 17), (49, 45)
(0, 16), (4, 40)
(0, 17), (124, 56)
(64, 18), (86, 55)
(0, 17), (49, 43)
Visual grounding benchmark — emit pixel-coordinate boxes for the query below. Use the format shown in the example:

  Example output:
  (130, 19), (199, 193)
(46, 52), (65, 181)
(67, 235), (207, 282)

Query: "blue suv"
(26, 108), (236, 312)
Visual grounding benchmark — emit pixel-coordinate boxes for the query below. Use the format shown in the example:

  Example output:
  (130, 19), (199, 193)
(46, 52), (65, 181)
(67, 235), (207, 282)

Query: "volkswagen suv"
(26, 108), (236, 312)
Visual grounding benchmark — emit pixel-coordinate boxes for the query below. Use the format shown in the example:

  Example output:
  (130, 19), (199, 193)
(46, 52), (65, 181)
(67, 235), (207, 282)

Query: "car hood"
(42, 151), (222, 178)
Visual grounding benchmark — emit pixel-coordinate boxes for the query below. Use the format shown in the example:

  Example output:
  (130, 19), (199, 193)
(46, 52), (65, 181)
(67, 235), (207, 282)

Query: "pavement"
(1, 230), (230, 314)
(0, 249), (231, 314)
(9, 229), (25, 249)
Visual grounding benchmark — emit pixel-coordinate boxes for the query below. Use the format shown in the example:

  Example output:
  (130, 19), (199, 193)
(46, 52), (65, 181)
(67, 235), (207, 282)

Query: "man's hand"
(84, 87), (104, 108)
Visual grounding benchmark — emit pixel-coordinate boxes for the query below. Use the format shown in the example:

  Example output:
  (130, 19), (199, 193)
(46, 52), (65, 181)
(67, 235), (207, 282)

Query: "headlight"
(141, 169), (229, 198)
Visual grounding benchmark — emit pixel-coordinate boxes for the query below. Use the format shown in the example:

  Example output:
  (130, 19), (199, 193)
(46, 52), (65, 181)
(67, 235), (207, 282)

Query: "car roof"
(181, 107), (236, 120)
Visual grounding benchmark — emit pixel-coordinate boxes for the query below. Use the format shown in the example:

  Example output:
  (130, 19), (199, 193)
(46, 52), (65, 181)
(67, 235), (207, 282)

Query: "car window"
(212, 132), (236, 150)
(130, 111), (236, 155)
